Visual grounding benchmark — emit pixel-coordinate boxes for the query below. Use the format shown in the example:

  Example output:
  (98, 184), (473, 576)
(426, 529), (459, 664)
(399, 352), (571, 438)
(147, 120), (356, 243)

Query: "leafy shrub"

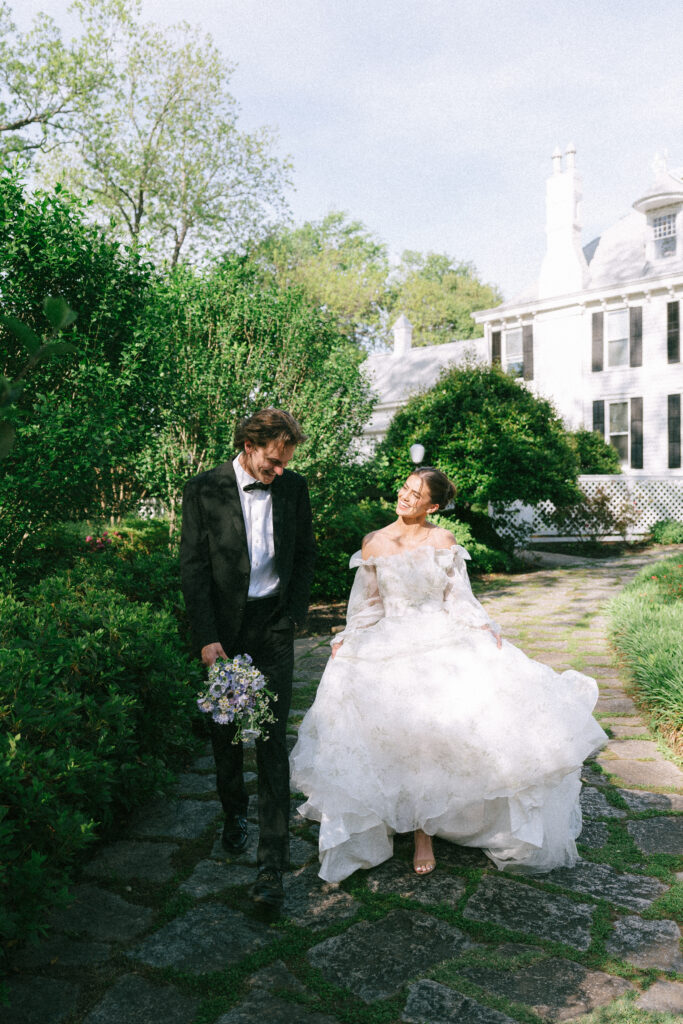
(429, 514), (515, 573)
(0, 572), (201, 947)
(567, 428), (622, 474)
(375, 362), (579, 510)
(650, 519), (683, 545)
(311, 499), (395, 600)
(609, 556), (683, 754)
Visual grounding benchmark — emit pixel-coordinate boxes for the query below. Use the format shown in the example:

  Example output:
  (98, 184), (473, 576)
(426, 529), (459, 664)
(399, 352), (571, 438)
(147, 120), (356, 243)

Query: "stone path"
(6, 548), (683, 1023)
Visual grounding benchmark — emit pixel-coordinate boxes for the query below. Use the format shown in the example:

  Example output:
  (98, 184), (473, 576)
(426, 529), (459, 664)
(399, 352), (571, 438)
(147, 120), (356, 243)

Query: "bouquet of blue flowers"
(196, 654), (277, 744)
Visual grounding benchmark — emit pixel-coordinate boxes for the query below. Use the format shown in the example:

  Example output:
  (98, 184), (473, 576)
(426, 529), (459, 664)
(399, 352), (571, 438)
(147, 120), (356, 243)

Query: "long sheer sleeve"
(442, 546), (501, 636)
(330, 551), (385, 647)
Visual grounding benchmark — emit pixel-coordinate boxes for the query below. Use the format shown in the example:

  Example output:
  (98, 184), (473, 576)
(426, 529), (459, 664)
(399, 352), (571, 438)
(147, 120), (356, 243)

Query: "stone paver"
(544, 861), (667, 911)
(308, 909), (472, 1002)
(282, 864), (360, 930)
(605, 916), (683, 971)
(173, 771), (218, 794)
(48, 883), (154, 942)
(83, 840), (178, 883)
(456, 956), (632, 1022)
(82, 975), (200, 1024)
(365, 857), (467, 906)
(577, 820), (609, 849)
(127, 904), (281, 973)
(402, 979), (516, 1023)
(627, 816), (683, 855)
(7, 546), (683, 1024)
(597, 756), (683, 788)
(179, 857), (254, 896)
(128, 797), (221, 839)
(580, 786), (626, 819)
(5, 976), (81, 1024)
(215, 962), (338, 1024)
(463, 875), (596, 949)
(636, 979), (683, 1013)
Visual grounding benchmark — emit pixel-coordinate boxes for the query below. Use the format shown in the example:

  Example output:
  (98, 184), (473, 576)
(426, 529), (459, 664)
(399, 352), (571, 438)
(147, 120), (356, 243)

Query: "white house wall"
(529, 306), (586, 429)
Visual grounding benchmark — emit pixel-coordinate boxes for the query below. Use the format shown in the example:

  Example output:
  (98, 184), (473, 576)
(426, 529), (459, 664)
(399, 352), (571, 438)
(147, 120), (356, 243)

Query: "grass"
(608, 557), (683, 758)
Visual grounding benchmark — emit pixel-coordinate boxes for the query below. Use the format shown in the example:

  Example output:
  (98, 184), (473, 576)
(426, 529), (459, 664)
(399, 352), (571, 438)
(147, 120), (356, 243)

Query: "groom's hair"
(234, 408), (307, 450)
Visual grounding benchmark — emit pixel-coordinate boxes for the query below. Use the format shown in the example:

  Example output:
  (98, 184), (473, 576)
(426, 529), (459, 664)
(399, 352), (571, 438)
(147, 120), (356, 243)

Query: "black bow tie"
(243, 480), (271, 492)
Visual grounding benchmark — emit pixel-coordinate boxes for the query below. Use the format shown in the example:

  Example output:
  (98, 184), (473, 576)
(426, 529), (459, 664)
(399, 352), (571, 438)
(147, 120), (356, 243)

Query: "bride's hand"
(480, 624), (502, 649)
(331, 641), (343, 659)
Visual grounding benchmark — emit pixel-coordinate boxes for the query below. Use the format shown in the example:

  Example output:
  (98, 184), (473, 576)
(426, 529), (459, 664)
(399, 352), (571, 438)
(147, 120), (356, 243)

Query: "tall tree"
(2, 0), (291, 265)
(387, 250), (502, 346)
(0, 0), (112, 162)
(254, 211), (389, 347)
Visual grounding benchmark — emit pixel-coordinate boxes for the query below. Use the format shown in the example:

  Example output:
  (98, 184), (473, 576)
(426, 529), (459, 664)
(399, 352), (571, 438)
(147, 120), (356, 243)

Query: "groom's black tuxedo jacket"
(180, 459), (316, 652)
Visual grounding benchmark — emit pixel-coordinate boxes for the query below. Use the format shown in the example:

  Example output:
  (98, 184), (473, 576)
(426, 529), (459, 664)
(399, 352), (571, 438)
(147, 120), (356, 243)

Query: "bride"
(290, 467), (607, 882)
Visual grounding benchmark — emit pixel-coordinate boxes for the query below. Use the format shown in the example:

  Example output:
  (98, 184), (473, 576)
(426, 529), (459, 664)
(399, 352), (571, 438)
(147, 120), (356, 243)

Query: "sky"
(13, 0), (683, 300)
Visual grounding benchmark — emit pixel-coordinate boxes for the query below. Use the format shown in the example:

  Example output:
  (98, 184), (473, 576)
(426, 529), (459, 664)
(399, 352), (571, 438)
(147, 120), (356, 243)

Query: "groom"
(180, 409), (316, 908)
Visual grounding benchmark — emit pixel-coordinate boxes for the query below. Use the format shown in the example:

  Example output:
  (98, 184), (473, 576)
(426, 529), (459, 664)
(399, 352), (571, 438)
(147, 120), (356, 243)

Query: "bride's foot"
(413, 829), (436, 875)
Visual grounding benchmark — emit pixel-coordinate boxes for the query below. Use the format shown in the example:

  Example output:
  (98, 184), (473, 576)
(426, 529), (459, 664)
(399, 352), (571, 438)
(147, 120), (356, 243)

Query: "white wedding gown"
(290, 545), (608, 882)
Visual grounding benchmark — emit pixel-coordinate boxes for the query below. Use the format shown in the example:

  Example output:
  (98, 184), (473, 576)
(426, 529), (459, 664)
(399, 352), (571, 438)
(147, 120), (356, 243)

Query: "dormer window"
(653, 212), (676, 258)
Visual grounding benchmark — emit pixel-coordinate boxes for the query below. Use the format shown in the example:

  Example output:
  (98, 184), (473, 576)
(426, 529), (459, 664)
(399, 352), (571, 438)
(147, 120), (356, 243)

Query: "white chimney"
(392, 314), (413, 356)
(538, 144), (589, 298)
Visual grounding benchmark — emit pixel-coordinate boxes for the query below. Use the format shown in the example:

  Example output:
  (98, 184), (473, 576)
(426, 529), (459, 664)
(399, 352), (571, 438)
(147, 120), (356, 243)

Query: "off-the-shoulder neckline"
(350, 544), (470, 568)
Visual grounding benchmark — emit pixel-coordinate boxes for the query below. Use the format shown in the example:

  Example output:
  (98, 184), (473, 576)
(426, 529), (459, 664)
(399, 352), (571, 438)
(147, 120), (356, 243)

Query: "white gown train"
(290, 546), (607, 882)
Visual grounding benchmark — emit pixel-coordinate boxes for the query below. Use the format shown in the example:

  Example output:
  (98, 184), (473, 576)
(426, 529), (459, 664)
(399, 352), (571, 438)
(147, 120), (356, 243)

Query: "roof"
(363, 337), (487, 407)
(478, 166), (683, 318)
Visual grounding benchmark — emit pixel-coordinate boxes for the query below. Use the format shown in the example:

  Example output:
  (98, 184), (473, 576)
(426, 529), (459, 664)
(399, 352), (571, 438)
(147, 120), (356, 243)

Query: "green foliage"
(254, 211), (389, 347)
(429, 514), (515, 573)
(376, 362), (579, 510)
(650, 519), (683, 545)
(31, 0), (290, 265)
(0, 173), (156, 556)
(134, 259), (375, 540)
(568, 428), (622, 474)
(0, 297), (79, 458)
(0, 567), (200, 947)
(609, 556), (683, 752)
(311, 497), (395, 600)
(386, 250), (502, 346)
(0, 0), (110, 163)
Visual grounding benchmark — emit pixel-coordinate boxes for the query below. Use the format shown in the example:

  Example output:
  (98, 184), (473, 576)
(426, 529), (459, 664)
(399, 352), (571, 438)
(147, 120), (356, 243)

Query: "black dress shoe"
(221, 814), (248, 853)
(251, 867), (284, 907)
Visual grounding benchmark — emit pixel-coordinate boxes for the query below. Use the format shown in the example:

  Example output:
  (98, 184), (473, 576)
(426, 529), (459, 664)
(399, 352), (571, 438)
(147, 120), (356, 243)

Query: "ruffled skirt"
(290, 611), (607, 881)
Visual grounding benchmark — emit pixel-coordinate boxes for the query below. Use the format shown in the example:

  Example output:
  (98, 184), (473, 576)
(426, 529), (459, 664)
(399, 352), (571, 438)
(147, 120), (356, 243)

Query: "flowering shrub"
(84, 529), (123, 552)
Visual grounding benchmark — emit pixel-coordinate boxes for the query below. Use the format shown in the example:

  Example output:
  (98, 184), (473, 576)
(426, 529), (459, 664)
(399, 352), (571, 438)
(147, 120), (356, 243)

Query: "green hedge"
(650, 519), (683, 545)
(0, 569), (202, 948)
(609, 556), (683, 751)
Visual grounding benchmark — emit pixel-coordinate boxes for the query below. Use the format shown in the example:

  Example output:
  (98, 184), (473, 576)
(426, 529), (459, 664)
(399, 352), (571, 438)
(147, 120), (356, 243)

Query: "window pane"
(505, 329), (522, 358)
(656, 235), (676, 258)
(609, 402), (628, 434)
(610, 434), (628, 461)
(608, 338), (629, 366)
(606, 308), (628, 341)
(653, 213), (676, 238)
(504, 329), (523, 377)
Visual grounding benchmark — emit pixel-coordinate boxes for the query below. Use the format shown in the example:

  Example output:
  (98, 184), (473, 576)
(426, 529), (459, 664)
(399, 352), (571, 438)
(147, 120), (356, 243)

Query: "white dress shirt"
(233, 455), (280, 598)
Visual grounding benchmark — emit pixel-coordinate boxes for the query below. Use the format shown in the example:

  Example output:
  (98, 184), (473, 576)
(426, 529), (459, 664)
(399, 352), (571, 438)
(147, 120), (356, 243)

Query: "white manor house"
(363, 146), (683, 533)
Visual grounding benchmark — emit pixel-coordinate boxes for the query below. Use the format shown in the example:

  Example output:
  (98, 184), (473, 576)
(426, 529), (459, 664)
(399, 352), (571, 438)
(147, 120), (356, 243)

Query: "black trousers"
(209, 595), (294, 871)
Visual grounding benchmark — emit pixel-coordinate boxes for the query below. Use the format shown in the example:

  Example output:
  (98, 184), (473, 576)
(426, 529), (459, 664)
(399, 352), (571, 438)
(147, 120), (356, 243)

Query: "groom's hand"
(201, 642), (227, 666)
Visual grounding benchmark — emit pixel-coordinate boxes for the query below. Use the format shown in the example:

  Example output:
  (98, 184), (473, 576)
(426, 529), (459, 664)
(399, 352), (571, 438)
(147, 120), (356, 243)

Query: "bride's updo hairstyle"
(413, 466), (456, 511)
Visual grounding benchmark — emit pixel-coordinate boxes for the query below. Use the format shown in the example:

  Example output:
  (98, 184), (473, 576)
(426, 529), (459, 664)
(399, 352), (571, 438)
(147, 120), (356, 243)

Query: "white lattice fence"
(493, 475), (683, 542)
